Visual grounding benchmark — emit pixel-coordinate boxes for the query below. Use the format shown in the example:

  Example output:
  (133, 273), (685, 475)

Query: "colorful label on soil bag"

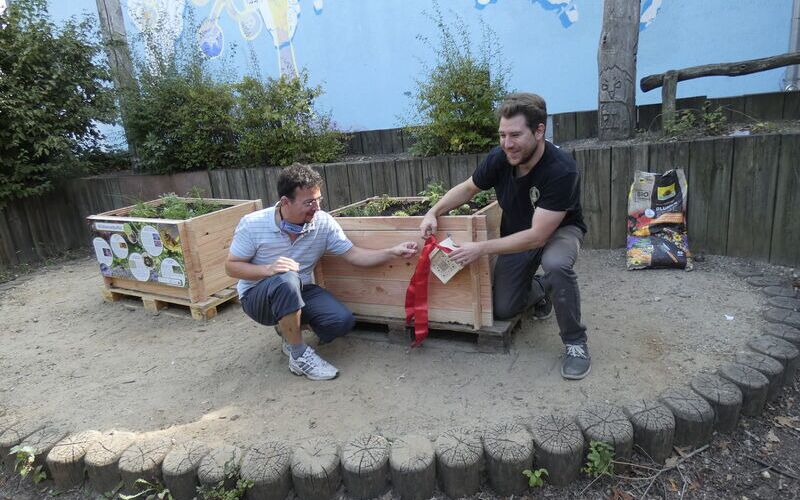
(626, 169), (693, 271)
(91, 221), (187, 287)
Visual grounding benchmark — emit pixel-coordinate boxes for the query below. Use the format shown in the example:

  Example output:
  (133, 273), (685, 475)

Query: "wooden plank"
(400, 128), (417, 153)
(707, 95), (746, 123)
(324, 163), (352, 209)
(351, 304), (489, 327)
(347, 162), (373, 203)
(369, 160), (399, 196)
(308, 164), (330, 207)
(648, 141), (690, 174)
(687, 137), (734, 256)
(244, 167), (270, 207)
(378, 129), (397, 154)
(552, 112), (577, 144)
(346, 132), (364, 155)
(336, 230), (474, 250)
(421, 156), (451, 189)
(726, 135), (781, 259)
(782, 91), (800, 119)
(770, 134), (800, 267)
(224, 169), (250, 200)
(170, 170), (213, 198)
(263, 166), (282, 205)
(636, 103), (662, 132)
(361, 130), (382, 155)
(448, 155), (477, 186)
(208, 169), (230, 199)
(574, 147), (611, 249)
(0, 208), (18, 268)
(610, 144), (648, 248)
(4, 202), (37, 264)
(675, 95), (707, 112)
(389, 128), (404, 154)
(744, 91), (785, 121)
(575, 110), (598, 139)
(394, 158), (424, 196)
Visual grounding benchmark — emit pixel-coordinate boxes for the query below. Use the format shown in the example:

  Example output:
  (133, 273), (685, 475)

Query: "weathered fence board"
(771, 134), (800, 267)
(708, 96), (746, 123)
(575, 111), (598, 140)
(421, 156), (451, 190)
(610, 144), (648, 247)
(0, 210), (18, 266)
(575, 148), (611, 249)
(171, 171), (213, 198)
(4, 203), (37, 264)
(264, 166), (283, 205)
(394, 158), (425, 196)
(347, 162), (374, 203)
(553, 112), (577, 143)
(448, 155), (478, 186)
(325, 163), (352, 209)
(726, 135), (781, 259)
(648, 141), (690, 175)
(636, 103), (662, 132)
(783, 91), (800, 119)
(744, 92), (785, 121)
(224, 169), (250, 200)
(361, 131), (382, 156)
(244, 167), (270, 207)
(209, 170), (231, 199)
(687, 138), (734, 256)
(370, 161), (399, 196)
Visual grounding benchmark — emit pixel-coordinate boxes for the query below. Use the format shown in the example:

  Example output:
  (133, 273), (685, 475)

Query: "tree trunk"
(598, 0), (641, 140)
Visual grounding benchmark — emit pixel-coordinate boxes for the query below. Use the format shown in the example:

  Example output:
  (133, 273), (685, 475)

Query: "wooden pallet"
(352, 313), (522, 353)
(101, 285), (239, 320)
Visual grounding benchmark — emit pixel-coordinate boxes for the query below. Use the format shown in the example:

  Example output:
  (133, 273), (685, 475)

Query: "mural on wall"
(192, 0), (326, 77)
(127, 0), (187, 65)
(474, 0), (663, 31)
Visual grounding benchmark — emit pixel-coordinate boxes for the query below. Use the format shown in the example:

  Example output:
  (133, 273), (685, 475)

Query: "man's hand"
(268, 256), (300, 275)
(419, 213), (438, 238)
(389, 241), (419, 259)
(448, 241), (485, 266)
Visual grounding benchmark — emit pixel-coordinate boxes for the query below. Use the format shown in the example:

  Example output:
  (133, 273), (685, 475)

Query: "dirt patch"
(0, 249), (790, 454)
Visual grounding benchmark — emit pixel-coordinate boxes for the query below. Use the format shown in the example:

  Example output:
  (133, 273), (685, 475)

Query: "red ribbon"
(405, 235), (452, 347)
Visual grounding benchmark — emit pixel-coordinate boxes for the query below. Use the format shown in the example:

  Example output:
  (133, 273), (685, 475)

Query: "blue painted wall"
(42, 0), (793, 133)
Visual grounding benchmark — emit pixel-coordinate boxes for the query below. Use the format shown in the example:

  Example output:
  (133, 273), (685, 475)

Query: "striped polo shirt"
(230, 204), (353, 298)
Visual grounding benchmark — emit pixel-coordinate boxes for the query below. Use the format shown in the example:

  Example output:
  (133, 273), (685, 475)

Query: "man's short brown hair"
(277, 164), (323, 199)
(496, 93), (547, 132)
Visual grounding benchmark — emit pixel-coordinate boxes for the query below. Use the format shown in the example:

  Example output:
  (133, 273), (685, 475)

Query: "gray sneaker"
(281, 338), (291, 357)
(288, 346), (339, 381)
(561, 343), (591, 380)
(532, 295), (553, 320)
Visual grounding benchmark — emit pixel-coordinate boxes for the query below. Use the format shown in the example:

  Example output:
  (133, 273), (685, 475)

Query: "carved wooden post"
(598, 0), (640, 140)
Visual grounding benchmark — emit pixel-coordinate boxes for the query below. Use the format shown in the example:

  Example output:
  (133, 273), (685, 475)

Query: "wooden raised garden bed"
(315, 196), (501, 330)
(87, 197), (262, 318)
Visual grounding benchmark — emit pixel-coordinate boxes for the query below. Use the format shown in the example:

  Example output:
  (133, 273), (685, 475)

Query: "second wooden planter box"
(315, 196), (501, 329)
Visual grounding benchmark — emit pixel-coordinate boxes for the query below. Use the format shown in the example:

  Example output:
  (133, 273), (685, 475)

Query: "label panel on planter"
(91, 221), (187, 288)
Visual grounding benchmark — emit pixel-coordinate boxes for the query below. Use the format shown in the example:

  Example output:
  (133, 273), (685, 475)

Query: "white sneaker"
(281, 338), (291, 357)
(288, 346), (339, 380)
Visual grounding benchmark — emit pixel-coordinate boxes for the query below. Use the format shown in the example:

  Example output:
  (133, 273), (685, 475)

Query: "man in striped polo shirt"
(226, 164), (418, 381)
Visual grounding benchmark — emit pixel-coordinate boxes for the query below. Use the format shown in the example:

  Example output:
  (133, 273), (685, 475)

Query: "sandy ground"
(0, 250), (788, 451)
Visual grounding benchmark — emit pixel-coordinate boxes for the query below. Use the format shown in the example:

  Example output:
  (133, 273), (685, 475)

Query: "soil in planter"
(336, 185), (496, 217)
(129, 192), (222, 220)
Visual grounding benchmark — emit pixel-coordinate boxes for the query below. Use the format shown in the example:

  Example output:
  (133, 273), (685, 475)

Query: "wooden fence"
(2, 132), (798, 270)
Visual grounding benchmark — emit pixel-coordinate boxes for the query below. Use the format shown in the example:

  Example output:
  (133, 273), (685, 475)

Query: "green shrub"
(234, 72), (345, 166)
(404, 2), (509, 156)
(0, 0), (115, 208)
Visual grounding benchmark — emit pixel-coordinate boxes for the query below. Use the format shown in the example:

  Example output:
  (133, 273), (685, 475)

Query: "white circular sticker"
(110, 233), (129, 258)
(644, 208), (655, 218)
(92, 237), (113, 266)
(128, 253), (151, 282)
(160, 258), (186, 287)
(140, 225), (163, 256)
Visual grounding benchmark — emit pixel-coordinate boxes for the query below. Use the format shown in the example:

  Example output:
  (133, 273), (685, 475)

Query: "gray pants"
(492, 225), (587, 344)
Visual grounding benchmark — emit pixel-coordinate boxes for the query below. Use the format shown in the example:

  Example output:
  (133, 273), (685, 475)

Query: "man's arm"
(419, 178), (483, 237)
(447, 208), (566, 266)
(339, 241), (418, 267)
(225, 253), (299, 280)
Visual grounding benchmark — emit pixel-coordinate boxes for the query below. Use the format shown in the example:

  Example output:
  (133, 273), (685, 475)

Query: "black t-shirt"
(472, 142), (587, 237)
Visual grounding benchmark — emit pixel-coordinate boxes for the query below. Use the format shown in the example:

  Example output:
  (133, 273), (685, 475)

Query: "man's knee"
(317, 310), (356, 342)
(493, 297), (523, 320)
(541, 257), (575, 279)
(272, 271), (302, 292)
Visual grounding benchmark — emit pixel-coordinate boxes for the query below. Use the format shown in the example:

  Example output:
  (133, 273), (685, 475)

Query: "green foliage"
(234, 73), (345, 167)
(362, 195), (395, 216)
(751, 121), (778, 134)
(419, 181), (446, 206)
(393, 210), (410, 217)
(0, 0), (115, 208)
(129, 191), (221, 219)
(196, 459), (253, 500)
(700, 101), (727, 136)
(472, 188), (496, 207)
(119, 478), (173, 500)
(448, 204), (472, 215)
(663, 109), (697, 138)
(10, 445), (47, 484)
(522, 468), (548, 488)
(582, 440), (615, 478)
(404, 1), (510, 156)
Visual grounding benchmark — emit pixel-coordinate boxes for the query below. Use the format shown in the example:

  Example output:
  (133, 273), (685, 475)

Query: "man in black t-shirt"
(419, 93), (590, 380)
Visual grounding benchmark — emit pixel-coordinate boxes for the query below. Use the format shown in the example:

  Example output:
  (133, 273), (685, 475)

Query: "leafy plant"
(663, 109), (697, 138)
(0, 0), (115, 208)
(393, 210), (410, 217)
(196, 459), (253, 500)
(234, 72), (345, 167)
(448, 204), (472, 215)
(700, 101), (727, 136)
(419, 181), (447, 206)
(128, 191), (221, 219)
(119, 478), (173, 500)
(522, 467), (548, 488)
(582, 440), (615, 478)
(10, 445), (47, 484)
(404, 1), (510, 156)
(751, 121), (778, 134)
(472, 188), (496, 207)
(362, 195), (395, 216)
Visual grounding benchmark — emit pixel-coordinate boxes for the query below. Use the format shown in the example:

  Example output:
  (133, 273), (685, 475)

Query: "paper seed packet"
(429, 236), (464, 284)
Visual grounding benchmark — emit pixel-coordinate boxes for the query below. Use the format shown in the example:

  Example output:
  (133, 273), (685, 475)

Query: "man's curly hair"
(277, 164), (323, 199)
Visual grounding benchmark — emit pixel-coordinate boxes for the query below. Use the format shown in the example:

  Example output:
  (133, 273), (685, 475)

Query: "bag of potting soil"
(626, 169), (693, 271)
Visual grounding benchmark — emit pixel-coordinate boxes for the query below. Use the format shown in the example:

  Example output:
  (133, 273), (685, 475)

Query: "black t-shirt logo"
(529, 186), (540, 207)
